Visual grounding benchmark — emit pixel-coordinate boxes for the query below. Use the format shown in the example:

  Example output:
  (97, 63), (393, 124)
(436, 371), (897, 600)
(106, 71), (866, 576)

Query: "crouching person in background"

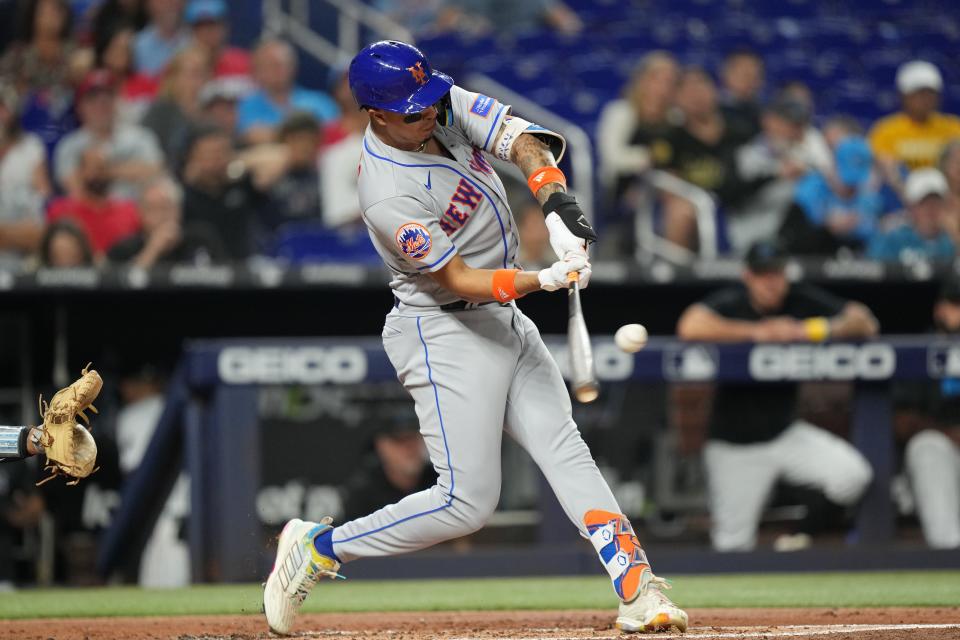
(676, 240), (878, 551)
(896, 274), (960, 549)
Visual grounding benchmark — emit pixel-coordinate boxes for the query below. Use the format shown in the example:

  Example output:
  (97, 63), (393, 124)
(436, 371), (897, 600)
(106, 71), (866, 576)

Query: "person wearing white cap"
(867, 167), (955, 261)
(868, 61), (960, 177)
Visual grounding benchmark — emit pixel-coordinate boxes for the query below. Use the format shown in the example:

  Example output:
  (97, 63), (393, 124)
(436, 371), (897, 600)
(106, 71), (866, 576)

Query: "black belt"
(439, 300), (503, 311)
(393, 296), (504, 311)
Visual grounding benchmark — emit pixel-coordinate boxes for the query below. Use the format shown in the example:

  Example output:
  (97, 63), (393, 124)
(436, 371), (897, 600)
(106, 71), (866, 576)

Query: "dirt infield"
(4, 608), (960, 640)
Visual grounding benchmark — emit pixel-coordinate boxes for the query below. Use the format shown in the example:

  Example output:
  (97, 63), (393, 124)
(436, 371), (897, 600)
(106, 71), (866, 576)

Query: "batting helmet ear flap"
(435, 92), (453, 127)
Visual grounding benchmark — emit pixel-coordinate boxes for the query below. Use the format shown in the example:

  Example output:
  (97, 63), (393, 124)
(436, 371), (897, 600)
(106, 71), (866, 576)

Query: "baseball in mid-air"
(615, 323), (648, 353)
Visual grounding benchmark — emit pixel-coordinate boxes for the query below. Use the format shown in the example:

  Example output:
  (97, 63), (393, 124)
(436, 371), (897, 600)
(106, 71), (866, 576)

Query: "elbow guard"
(491, 115), (566, 164)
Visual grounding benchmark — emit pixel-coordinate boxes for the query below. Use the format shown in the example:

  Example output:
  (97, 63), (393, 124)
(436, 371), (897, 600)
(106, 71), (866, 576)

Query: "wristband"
(804, 317), (830, 342)
(527, 167), (566, 196)
(492, 269), (521, 302)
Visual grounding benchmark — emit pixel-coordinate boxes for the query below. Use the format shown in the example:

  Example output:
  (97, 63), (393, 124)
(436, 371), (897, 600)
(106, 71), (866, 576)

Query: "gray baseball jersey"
(358, 85), (525, 308)
(330, 85), (623, 564)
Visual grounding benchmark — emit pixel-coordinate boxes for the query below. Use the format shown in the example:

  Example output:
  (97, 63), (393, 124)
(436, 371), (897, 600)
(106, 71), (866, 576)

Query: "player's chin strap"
(584, 509), (653, 603)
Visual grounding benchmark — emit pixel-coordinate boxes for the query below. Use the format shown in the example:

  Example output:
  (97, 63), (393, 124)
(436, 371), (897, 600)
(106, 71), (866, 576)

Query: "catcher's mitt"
(36, 364), (103, 486)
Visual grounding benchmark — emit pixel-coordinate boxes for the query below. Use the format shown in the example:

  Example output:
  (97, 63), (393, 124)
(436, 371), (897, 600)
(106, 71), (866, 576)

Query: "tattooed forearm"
(511, 133), (554, 173)
(532, 181), (566, 204)
(510, 133), (566, 204)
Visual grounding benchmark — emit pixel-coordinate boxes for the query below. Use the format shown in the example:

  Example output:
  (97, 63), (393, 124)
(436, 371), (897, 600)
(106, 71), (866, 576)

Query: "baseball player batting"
(263, 40), (687, 635)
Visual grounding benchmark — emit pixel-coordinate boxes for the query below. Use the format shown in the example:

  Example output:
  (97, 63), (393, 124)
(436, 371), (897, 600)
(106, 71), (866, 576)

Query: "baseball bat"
(567, 272), (599, 403)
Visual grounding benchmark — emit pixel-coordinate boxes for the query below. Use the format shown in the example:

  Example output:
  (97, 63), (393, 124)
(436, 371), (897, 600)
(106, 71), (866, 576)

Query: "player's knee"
(451, 484), (501, 533)
(906, 429), (952, 470)
(824, 451), (873, 505)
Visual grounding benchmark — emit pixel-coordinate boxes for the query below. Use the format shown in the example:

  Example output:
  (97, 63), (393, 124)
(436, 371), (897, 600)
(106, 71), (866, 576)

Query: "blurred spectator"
(38, 218), (95, 266)
(373, 0), (461, 36)
(939, 139), (960, 247)
(90, 0), (148, 46)
(0, 0), (81, 94)
(341, 410), (434, 522)
(185, 0), (251, 81)
(54, 69), (163, 200)
(515, 198), (552, 269)
(141, 46), (211, 171)
(869, 61), (960, 190)
(18, 83), (80, 161)
(867, 168), (956, 262)
(237, 37), (339, 145)
(262, 113), (322, 229)
(108, 174), (223, 267)
(822, 114), (861, 148)
(596, 51), (679, 207)
(783, 133), (884, 255)
(0, 81), (51, 271)
(778, 80), (814, 113)
(1, 0), (88, 158)
(449, 0), (582, 36)
(93, 21), (158, 123)
(320, 70), (367, 228)
(133, 0), (188, 77)
(47, 144), (140, 254)
(676, 241), (877, 551)
(199, 75), (244, 136)
(654, 67), (755, 249)
(895, 275), (960, 549)
(726, 96), (833, 253)
(778, 80), (833, 167)
(180, 125), (266, 259)
(719, 48), (765, 139)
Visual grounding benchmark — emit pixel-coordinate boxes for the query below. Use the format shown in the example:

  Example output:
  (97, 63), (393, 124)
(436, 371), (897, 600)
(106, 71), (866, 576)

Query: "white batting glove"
(544, 211), (587, 259)
(538, 252), (591, 291)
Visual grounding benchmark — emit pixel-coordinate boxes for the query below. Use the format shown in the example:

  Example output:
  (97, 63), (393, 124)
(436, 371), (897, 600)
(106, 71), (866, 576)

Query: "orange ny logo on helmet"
(407, 61), (428, 86)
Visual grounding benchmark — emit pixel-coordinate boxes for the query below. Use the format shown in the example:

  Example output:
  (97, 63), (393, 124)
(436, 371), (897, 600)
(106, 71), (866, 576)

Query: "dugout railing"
(96, 335), (960, 583)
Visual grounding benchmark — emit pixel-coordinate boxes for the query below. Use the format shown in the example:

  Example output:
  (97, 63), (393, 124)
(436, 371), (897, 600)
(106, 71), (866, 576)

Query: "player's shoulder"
(699, 284), (749, 314)
(447, 84), (506, 128)
(357, 134), (409, 207)
(360, 192), (435, 234)
(449, 85), (493, 113)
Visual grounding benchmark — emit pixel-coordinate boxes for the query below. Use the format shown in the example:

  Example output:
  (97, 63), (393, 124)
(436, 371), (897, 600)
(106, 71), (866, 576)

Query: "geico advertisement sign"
(218, 346), (367, 384)
(749, 344), (896, 381)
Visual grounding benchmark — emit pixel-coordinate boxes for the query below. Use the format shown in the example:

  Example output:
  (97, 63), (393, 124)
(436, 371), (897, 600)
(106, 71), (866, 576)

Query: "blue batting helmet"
(348, 41), (453, 114)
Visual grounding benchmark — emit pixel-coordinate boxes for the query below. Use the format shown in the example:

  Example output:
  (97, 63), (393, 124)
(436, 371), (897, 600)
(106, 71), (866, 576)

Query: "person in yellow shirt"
(869, 60), (960, 194)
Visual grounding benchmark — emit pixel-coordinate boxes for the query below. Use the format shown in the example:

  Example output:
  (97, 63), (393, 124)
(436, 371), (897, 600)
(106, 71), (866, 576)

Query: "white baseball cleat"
(616, 576), (689, 633)
(263, 517), (342, 635)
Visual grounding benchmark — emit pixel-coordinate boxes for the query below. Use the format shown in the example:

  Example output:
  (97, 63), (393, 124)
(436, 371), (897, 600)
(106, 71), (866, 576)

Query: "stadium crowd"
(0, 0), (367, 273)
(0, 0), (958, 271)
(0, 0), (959, 588)
(597, 49), (960, 259)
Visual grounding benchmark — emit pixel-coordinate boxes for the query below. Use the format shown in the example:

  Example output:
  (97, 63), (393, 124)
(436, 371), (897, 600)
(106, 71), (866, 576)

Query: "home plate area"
(450, 623), (960, 639)
(4, 608), (960, 640)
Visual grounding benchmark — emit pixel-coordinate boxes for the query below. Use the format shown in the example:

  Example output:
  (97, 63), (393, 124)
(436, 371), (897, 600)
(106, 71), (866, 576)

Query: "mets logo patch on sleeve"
(470, 94), (494, 118)
(396, 222), (432, 260)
